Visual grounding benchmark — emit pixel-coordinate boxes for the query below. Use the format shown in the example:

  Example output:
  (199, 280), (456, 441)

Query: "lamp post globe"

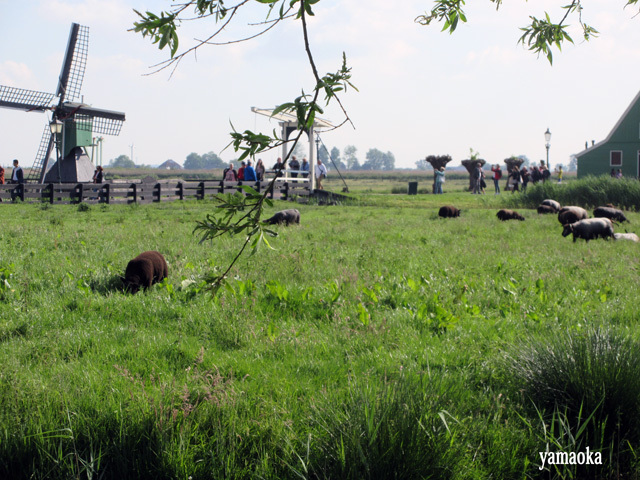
(544, 128), (551, 170)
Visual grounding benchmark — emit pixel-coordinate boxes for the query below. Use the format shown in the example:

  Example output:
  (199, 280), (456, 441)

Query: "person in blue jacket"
(243, 160), (257, 182)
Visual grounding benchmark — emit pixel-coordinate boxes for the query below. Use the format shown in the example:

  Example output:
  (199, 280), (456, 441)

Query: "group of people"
(223, 159), (262, 182)
(223, 156), (328, 189)
(611, 168), (623, 179)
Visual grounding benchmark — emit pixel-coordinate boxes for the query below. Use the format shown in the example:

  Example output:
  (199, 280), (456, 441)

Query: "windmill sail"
(56, 23), (89, 104)
(0, 85), (55, 112)
(26, 126), (56, 183)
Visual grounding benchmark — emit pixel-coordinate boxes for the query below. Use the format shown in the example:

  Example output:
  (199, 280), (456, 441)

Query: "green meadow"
(1, 177), (640, 479)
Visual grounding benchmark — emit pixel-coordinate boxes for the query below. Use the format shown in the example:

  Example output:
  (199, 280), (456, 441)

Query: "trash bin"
(408, 182), (418, 195)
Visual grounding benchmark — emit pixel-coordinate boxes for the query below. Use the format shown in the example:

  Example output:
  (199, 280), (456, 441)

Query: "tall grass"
(507, 176), (640, 210)
(502, 327), (640, 478)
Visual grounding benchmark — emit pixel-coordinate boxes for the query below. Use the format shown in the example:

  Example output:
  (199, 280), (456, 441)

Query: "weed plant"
(501, 327), (640, 478)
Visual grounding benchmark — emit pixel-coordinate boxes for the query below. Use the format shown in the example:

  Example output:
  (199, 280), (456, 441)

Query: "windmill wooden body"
(0, 23), (125, 183)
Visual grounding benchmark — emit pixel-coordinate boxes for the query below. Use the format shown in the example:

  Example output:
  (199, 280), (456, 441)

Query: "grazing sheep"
(614, 233), (640, 242)
(558, 206), (588, 225)
(562, 218), (614, 242)
(537, 205), (556, 215)
(264, 208), (300, 226)
(594, 206), (629, 223)
(541, 199), (562, 212)
(124, 251), (168, 294)
(438, 205), (461, 218)
(497, 209), (525, 221)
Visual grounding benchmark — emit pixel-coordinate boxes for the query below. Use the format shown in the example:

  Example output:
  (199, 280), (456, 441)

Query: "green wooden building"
(576, 90), (640, 178)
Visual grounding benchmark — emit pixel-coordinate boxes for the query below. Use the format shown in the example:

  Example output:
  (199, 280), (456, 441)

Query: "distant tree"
(363, 148), (395, 170)
(109, 154), (135, 168)
(518, 155), (531, 167)
(318, 145), (329, 163)
(201, 151), (226, 169)
(291, 142), (306, 160)
(568, 155), (578, 172)
(415, 158), (429, 170)
(184, 152), (204, 169)
(343, 145), (359, 170)
(328, 146), (346, 170)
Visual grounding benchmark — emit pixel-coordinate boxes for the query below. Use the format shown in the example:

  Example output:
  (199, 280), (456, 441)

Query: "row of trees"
(108, 147), (395, 171)
(318, 145), (396, 171)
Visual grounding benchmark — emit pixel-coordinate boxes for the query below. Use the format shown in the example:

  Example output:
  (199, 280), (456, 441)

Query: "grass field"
(1, 180), (639, 479)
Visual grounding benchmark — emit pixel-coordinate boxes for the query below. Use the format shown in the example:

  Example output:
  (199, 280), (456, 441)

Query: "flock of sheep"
(438, 201), (639, 243)
(122, 200), (636, 294)
(122, 208), (301, 294)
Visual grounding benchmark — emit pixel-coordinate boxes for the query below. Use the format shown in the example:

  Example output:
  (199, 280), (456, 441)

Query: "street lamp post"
(50, 118), (63, 182)
(544, 128), (552, 170)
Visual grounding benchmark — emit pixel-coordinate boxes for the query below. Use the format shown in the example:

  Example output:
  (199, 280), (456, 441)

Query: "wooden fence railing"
(0, 179), (309, 205)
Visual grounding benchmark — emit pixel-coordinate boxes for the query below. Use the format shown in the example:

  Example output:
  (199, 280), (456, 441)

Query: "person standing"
(472, 163), (483, 194)
(273, 158), (285, 178)
(557, 165), (563, 184)
(93, 166), (104, 183)
(244, 160), (257, 182)
(223, 162), (237, 181)
(434, 166), (445, 194)
(255, 159), (266, 181)
(315, 158), (328, 190)
(289, 156), (300, 178)
(300, 158), (309, 178)
(11, 159), (23, 184)
(509, 165), (521, 193)
(521, 166), (530, 191)
(237, 161), (246, 181)
(491, 164), (502, 194)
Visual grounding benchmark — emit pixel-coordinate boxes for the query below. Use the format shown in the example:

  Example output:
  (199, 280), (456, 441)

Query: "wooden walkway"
(0, 179), (311, 205)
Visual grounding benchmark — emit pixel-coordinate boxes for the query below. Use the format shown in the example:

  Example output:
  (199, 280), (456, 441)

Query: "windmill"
(0, 23), (125, 183)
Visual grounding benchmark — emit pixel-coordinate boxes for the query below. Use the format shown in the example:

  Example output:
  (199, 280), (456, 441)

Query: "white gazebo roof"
(251, 106), (335, 129)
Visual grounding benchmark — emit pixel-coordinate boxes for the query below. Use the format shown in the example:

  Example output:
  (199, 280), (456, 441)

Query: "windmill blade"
(25, 125), (56, 183)
(57, 23), (89, 104)
(0, 85), (55, 112)
(59, 102), (126, 136)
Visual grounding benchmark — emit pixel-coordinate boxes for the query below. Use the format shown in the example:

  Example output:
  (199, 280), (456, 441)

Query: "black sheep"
(537, 205), (556, 214)
(264, 209), (300, 225)
(438, 205), (461, 218)
(557, 206), (588, 225)
(593, 206), (629, 223)
(124, 251), (168, 293)
(497, 209), (525, 221)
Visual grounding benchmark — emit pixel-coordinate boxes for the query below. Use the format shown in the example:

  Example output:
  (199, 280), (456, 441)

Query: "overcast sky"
(1, 0), (639, 170)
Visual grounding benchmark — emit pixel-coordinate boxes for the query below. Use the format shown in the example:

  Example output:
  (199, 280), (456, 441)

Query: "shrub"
(507, 176), (640, 210)
(502, 327), (640, 478)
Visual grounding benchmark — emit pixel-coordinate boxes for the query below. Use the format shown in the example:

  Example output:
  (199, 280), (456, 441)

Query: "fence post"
(178, 182), (184, 201)
(101, 183), (110, 204)
(47, 183), (54, 204)
(75, 183), (84, 204)
(130, 183), (137, 204)
(283, 181), (289, 201)
(154, 183), (161, 202)
(197, 182), (205, 200)
(219, 180), (224, 195)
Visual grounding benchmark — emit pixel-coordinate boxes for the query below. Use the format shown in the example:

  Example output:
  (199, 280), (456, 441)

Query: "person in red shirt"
(237, 161), (246, 181)
(491, 164), (502, 194)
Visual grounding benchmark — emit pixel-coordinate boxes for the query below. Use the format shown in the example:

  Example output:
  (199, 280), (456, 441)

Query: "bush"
(508, 176), (640, 210)
(502, 327), (640, 478)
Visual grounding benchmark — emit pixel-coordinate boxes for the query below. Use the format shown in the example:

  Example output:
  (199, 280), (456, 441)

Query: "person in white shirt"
(11, 159), (23, 184)
(315, 158), (327, 190)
